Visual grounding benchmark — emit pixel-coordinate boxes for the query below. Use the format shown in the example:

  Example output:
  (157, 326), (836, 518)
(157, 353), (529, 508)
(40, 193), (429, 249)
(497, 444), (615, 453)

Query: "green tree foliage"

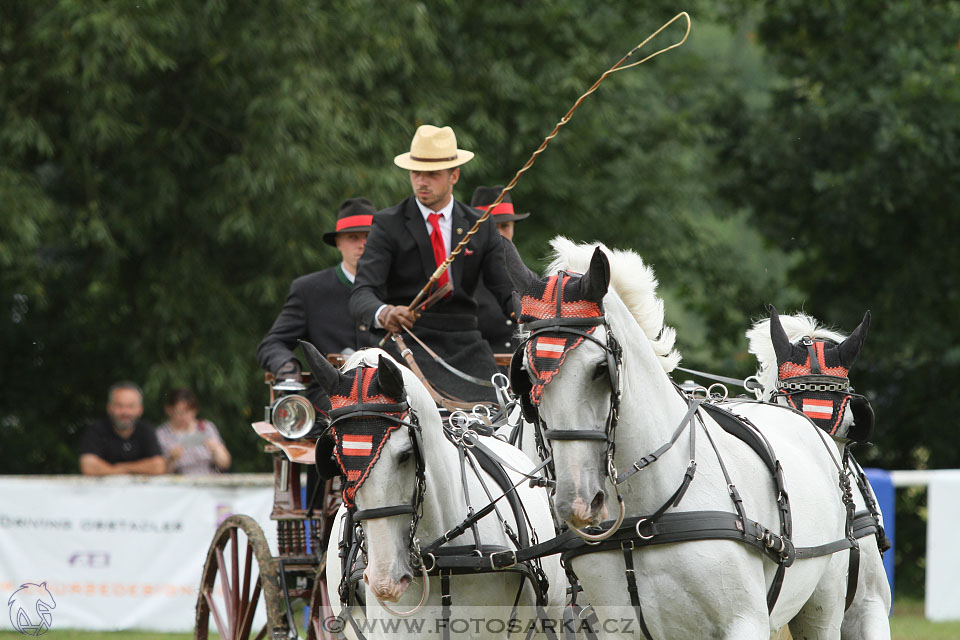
(1, 1), (794, 473)
(724, 1), (960, 467)
(720, 1), (960, 595)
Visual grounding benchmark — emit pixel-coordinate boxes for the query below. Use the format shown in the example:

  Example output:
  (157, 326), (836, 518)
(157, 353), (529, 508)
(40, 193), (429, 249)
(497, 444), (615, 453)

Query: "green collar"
(336, 263), (354, 288)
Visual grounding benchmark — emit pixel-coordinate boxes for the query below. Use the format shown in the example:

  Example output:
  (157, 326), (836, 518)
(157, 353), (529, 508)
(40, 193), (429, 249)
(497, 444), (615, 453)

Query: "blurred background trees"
(2, 0), (958, 596)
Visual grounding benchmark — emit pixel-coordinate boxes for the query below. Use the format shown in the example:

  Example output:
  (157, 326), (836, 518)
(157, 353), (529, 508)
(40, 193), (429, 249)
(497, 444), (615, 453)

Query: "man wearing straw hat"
(471, 184), (533, 354)
(257, 197), (379, 383)
(350, 125), (515, 401)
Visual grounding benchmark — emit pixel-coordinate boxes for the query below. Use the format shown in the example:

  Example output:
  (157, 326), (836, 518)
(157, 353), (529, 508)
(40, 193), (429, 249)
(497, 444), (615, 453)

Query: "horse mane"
(545, 236), (681, 372)
(746, 312), (849, 400)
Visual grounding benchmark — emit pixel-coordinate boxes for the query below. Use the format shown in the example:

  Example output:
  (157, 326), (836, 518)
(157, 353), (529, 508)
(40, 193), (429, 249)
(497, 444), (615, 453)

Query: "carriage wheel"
(306, 551), (337, 640)
(195, 515), (287, 640)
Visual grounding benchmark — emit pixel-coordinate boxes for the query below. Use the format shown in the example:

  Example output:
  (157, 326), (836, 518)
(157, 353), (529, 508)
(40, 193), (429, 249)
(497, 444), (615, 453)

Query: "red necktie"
(427, 213), (451, 290)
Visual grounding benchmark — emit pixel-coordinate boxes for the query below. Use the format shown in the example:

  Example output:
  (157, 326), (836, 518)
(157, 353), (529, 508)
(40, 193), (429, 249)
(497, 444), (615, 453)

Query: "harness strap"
(351, 504), (415, 520)
(616, 398), (702, 483)
(440, 571), (452, 640)
(674, 365), (763, 391)
(421, 455), (553, 554)
(622, 541), (655, 640)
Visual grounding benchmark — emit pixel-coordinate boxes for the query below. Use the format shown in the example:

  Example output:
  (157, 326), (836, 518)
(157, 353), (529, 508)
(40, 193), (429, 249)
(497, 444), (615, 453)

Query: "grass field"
(3, 598), (958, 639)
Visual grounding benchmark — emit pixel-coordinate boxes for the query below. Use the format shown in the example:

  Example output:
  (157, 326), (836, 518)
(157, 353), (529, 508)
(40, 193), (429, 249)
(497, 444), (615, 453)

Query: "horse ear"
(838, 310), (871, 368)
(376, 354), (406, 400)
(768, 305), (793, 364)
(502, 235), (537, 293)
(579, 247), (610, 302)
(298, 340), (342, 394)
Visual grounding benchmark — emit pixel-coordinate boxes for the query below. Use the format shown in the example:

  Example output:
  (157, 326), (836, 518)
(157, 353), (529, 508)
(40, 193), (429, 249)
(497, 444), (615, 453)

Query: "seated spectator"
(79, 381), (165, 476)
(156, 388), (231, 474)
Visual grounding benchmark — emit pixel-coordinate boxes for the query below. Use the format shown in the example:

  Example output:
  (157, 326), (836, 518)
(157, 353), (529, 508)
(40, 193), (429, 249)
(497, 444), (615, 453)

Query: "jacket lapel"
(403, 197), (437, 280)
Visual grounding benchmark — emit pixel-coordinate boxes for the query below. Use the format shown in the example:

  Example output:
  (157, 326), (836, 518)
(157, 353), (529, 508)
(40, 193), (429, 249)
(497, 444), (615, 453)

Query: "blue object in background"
(863, 467), (895, 601)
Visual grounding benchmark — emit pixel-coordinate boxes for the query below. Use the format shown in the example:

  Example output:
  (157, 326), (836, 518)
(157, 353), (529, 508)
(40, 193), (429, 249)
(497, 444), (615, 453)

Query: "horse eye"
(592, 362), (609, 380)
(398, 449), (412, 464)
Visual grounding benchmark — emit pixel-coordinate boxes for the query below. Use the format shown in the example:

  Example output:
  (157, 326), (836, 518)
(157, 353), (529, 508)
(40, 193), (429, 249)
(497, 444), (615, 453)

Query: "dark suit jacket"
(350, 196), (515, 327)
(476, 274), (517, 354)
(257, 265), (373, 374)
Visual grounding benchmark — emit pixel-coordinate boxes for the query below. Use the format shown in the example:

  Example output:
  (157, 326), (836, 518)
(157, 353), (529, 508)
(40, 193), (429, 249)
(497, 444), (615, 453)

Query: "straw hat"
(322, 198), (377, 246)
(470, 185), (530, 222)
(394, 125), (475, 171)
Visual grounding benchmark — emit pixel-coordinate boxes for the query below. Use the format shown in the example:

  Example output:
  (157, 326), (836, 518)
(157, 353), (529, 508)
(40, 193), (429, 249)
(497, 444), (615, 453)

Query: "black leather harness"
(509, 297), (874, 640)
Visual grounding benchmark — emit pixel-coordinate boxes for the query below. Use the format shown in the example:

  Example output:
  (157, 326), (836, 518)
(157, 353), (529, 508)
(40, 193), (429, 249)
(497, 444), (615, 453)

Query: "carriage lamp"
(270, 394), (316, 439)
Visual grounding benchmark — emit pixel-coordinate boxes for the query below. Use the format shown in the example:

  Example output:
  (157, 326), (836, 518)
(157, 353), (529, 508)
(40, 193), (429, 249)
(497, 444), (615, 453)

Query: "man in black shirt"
(78, 381), (164, 475)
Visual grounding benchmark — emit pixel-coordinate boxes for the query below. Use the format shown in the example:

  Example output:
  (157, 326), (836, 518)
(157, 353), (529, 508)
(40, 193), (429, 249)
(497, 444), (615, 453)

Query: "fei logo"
(7, 582), (56, 636)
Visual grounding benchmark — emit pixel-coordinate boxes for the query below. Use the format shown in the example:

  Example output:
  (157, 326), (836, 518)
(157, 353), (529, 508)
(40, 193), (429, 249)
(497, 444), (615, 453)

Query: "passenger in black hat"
(471, 185), (533, 354)
(257, 197), (378, 382)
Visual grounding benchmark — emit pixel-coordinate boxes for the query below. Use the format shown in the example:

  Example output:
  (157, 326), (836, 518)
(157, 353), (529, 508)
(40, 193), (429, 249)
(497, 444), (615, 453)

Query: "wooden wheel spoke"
(196, 515), (279, 640)
(231, 528), (240, 639)
(204, 590), (229, 640)
(240, 543), (253, 617)
(215, 547), (235, 629)
(237, 576), (262, 640)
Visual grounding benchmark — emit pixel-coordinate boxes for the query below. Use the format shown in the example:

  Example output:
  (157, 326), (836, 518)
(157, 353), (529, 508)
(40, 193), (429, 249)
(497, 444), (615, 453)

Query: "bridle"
(511, 271), (626, 540)
(770, 336), (874, 442)
(327, 372), (430, 615)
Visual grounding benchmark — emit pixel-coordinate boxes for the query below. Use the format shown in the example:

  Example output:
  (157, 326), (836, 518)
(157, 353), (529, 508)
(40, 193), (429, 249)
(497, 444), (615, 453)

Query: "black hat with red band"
(470, 185), (530, 222)
(322, 197), (377, 246)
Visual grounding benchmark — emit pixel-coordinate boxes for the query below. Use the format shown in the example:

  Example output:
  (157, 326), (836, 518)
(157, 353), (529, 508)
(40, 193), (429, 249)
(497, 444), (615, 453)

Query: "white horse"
(509, 237), (854, 639)
(302, 345), (565, 639)
(746, 310), (892, 639)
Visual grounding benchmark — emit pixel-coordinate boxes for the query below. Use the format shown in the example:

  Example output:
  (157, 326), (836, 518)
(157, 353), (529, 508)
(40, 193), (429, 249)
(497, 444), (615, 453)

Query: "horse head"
(301, 341), (424, 603)
(511, 246), (618, 529)
(747, 307), (874, 442)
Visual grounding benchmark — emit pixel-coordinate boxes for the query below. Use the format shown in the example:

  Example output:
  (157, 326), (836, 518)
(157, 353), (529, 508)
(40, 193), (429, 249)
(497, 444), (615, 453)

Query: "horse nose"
(590, 490), (606, 515)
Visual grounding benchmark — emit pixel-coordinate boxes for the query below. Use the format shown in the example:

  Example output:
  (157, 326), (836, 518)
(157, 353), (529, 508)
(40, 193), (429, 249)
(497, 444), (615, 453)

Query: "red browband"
(476, 202), (515, 216)
(336, 214), (373, 231)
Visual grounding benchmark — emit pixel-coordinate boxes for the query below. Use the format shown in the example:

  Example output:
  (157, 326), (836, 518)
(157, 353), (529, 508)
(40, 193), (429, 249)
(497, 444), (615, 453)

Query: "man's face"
(335, 231), (368, 274)
(496, 221), (515, 241)
(107, 388), (144, 432)
(410, 168), (459, 210)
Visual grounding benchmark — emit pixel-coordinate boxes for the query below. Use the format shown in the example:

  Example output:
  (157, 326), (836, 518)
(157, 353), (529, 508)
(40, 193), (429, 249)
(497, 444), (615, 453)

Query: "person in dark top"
(350, 124), (516, 401)
(257, 197), (378, 383)
(470, 185), (533, 354)
(78, 381), (164, 475)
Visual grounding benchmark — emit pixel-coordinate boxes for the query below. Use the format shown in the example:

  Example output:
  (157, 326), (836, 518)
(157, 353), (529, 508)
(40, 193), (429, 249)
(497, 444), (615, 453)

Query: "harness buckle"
(490, 549), (518, 570)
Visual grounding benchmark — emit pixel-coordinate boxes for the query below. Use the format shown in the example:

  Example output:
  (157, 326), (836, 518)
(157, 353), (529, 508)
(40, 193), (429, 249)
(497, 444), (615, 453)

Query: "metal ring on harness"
(707, 383), (728, 401)
(375, 561), (431, 618)
(635, 517), (654, 540)
(421, 553), (436, 573)
(571, 494), (626, 542)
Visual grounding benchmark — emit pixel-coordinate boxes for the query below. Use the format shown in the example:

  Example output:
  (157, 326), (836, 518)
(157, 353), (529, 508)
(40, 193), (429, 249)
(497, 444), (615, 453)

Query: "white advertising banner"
(0, 475), (275, 632)
(925, 470), (960, 621)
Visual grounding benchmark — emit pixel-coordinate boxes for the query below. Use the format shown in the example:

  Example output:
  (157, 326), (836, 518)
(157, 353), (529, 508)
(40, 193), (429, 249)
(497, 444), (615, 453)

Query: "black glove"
(276, 359), (302, 382)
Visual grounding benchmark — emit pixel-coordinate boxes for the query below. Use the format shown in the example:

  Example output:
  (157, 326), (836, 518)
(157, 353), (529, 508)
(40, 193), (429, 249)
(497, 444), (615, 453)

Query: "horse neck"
(415, 409), (473, 538)
(609, 312), (695, 493)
